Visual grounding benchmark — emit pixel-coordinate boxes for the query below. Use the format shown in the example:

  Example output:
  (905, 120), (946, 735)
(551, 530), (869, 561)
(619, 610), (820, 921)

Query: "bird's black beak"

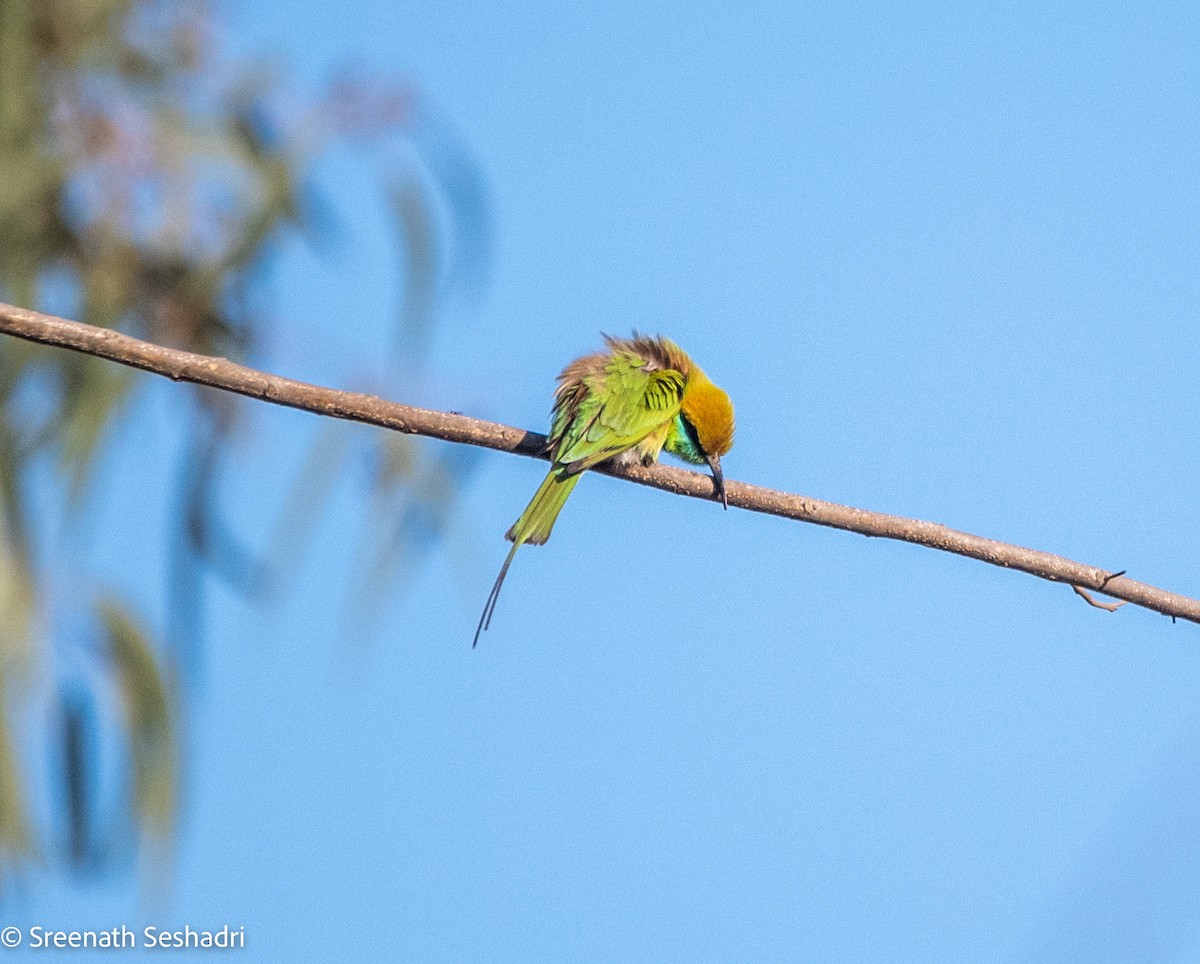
(706, 453), (727, 509)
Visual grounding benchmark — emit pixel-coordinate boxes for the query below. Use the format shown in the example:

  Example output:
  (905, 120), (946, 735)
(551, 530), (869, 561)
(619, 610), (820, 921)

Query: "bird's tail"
(505, 469), (580, 547)
(473, 539), (518, 648)
(473, 469), (581, 647)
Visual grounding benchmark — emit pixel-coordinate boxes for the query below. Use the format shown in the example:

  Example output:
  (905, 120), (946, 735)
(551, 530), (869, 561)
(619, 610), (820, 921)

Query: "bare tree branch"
(1, 300), (1195, 625)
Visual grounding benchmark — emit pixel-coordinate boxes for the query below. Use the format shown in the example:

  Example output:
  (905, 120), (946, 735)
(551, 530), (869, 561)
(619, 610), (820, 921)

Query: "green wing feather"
(550, 354), (685, 473)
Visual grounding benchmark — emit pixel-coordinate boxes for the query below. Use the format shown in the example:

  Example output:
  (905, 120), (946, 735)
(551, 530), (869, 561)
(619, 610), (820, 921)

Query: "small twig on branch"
(0, 299), (1197, 626)
(1100, 569), (1127, 589)
(1071, 585), (1128, 613)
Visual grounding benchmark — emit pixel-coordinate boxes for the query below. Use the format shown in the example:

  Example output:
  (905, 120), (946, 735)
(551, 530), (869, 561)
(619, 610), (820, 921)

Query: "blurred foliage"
(100, 602), (175, 843)
(0, 0), (486, 885)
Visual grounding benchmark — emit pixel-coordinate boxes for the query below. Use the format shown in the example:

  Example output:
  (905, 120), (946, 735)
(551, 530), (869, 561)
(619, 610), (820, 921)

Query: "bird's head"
(680, 374), (735, 508)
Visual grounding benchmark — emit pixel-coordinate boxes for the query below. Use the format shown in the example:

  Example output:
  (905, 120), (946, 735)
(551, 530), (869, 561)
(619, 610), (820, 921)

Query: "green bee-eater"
(474, 333), (735, 646)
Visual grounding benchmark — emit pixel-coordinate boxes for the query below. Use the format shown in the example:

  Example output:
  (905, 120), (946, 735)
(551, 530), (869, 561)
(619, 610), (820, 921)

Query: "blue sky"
(17, 0), (1200, 961)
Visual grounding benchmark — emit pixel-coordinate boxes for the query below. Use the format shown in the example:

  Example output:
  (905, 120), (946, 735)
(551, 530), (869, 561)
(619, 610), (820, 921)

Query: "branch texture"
(1, 300), (1195, 625)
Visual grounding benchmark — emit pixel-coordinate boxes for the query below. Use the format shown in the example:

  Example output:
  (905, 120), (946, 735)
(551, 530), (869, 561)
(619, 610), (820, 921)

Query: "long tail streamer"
(473, 541), (520, 648)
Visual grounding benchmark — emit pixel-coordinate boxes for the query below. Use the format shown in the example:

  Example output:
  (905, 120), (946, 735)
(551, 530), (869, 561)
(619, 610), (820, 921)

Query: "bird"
(473, 333), (735, 647)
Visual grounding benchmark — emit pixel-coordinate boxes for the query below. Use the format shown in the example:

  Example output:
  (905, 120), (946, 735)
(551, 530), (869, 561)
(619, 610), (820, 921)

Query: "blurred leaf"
(57, 356), (134, 504)
(376, 431), (418, 489)
(98, 600), (176, 844)
(0, 542), (35, 678)
(407, 106), (490, 299)
(258, 421), (351, 602)
(0, 697), (34, 877)
(341, 437), (481, 646)
(59, 689), (93, 870)
(0, 419), (37, 683)
(388, 176), (438, 366)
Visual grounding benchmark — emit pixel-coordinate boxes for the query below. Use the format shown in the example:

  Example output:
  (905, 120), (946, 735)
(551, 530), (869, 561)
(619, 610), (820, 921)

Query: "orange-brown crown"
(681, 375), (735, 457)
